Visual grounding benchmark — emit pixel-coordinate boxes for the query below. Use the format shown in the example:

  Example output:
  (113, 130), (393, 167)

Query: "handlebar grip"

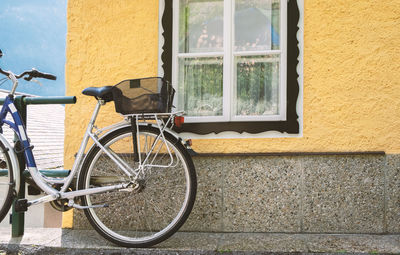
(26, 69), (57, 81)
(40, 73), (57, 80)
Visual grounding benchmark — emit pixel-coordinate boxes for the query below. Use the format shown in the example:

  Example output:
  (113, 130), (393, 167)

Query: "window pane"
(234, 0), (280, 51)
(178, 57), (223, 116)
(235, 55), (280, 116)
(179, 0), (224, 53)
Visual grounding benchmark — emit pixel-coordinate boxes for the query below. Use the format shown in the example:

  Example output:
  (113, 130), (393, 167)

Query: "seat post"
(88, 100), (104, 128)
(68, 99), (104, 178)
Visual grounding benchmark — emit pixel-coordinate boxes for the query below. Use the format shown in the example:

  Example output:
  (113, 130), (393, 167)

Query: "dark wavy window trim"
(161, 0), (300, 135)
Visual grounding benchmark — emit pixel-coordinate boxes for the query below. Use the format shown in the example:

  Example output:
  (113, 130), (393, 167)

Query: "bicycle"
(0, 50), (197, 248)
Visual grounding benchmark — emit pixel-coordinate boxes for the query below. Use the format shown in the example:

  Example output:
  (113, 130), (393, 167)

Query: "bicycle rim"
(0, 140), (14, 223)
(79, 126), (196, 247)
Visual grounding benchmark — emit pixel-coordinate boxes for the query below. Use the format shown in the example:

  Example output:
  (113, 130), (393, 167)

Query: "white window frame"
(171, 0), (287, 123)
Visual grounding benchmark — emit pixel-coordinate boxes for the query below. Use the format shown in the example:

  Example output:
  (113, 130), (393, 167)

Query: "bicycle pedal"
(0, 159), (7, 168)
(15, 199), (28, 212)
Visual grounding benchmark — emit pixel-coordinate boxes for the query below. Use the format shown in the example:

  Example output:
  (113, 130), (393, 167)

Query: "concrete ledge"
(0, 228), (399, 254)
(183, 154), (397, 233)
(74, 154), (400, 234)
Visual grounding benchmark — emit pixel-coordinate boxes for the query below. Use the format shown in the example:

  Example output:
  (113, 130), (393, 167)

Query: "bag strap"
(130, 117), (139, 162)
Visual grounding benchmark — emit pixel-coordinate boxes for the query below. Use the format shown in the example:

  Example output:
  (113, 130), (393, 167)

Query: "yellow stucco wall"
(65, 0), (400, 170)
(65, 0), (159, 171)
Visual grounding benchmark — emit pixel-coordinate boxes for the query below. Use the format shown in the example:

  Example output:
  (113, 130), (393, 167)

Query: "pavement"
(0, 228), (399, 254)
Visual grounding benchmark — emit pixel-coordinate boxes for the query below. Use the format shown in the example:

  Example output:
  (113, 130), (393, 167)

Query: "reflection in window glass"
(179, 0), (224, 53)
(235, 55), (280, 116)
(178, 57), (223, 116)
(234, 0), (280, 51)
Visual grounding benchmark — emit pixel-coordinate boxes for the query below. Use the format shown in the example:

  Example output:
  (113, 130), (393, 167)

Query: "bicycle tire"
(78, 125), (196, 248)
(0, 140), (14, 223)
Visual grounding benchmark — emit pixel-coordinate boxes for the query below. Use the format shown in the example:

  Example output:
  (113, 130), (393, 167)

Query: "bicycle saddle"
(82, 86), (114, 102)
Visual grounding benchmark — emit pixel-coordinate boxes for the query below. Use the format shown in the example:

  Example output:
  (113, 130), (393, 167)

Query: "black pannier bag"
(112, 77), (175, 115)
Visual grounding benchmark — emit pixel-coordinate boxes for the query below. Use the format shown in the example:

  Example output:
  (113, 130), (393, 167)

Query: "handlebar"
(0, 68), (57, 81)
(23, 69), (57, 81)
(0, 67), (57, 95)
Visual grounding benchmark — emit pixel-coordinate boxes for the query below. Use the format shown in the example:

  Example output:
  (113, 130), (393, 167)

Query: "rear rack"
(122, 111), (184, 120)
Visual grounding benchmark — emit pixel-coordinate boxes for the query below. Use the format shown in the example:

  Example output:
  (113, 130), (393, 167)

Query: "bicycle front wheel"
(0, 140), (15, 223)
(78, 125), (196, 247)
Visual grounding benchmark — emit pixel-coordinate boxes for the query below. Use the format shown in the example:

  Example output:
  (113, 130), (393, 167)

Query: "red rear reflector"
(174, 116), (184, 127)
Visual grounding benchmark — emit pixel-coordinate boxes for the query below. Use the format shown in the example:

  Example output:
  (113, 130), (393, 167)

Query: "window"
(160, 0), (301, 136)
(173, 0), (286, 123)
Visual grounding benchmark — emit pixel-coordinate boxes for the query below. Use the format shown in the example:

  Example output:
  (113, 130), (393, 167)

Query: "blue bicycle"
(0, 49), (196, 247)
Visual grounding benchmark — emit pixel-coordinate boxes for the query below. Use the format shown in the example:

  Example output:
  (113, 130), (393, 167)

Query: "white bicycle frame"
(24, 99), (182, 208)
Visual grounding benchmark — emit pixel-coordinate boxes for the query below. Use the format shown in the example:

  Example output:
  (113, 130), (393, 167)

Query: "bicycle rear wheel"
(0, 140), (15, 223)
(78, 125), (196, 248)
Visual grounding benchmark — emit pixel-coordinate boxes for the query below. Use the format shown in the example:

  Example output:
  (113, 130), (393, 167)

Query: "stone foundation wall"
(74, 154), (400, 234)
